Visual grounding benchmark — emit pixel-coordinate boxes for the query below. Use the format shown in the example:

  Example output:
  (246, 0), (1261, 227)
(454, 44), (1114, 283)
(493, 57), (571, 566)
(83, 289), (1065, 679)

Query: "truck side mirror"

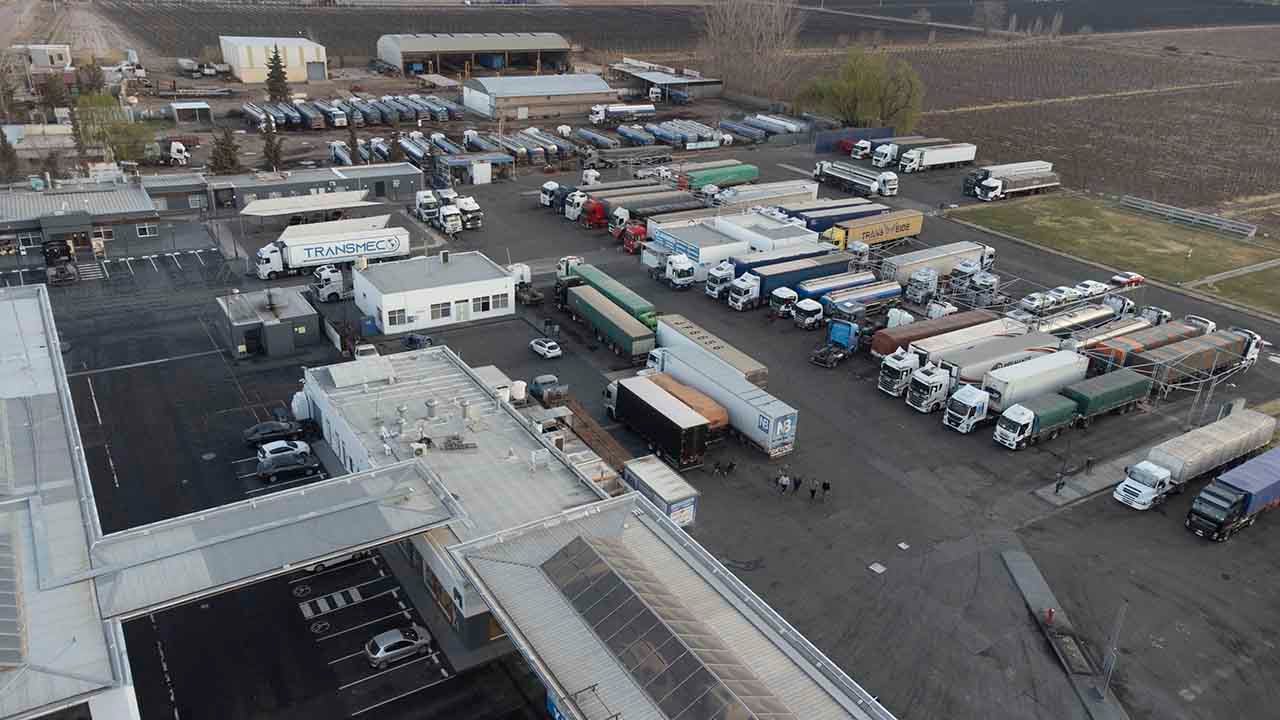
(1123, 466), (1130, 474)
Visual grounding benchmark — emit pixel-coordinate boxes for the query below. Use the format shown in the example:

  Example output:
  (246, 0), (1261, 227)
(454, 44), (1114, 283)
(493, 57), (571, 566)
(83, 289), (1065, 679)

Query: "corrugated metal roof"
(468, 74), (611, 98)
(382, 32), (569, 54)
(141, 172), (208, 190)
(0, 185), (156, 224)
(217, 163), (417, 190)
(358, 252), (508, 294)
(0, 285), (119, 718)
(220, 36), (325, 49)
(450, 495), (897, 720)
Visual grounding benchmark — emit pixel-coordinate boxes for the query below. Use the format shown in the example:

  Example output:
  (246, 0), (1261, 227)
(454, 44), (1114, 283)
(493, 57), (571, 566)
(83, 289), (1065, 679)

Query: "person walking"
(711, 461), (723, 477)
(809, 476), (818, 502)
(821, 479), (831, 502)
(792, 474), (803, 495)
(777, 472), (790, 495)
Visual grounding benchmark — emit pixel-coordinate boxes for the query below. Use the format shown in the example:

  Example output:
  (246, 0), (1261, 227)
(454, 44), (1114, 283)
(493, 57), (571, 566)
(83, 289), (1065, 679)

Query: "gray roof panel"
(358, 252), (509, 294)
(468, 74), (612, 98)
(382, 32), (569, 54)
(0, 185), (156, 225)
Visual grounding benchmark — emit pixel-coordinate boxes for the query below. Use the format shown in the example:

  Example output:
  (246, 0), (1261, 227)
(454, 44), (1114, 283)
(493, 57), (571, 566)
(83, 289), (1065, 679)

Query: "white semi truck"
(905, 331), (1057, 413)
(877, 317), (1027, 397)
(976, 171), (1061, 201)
(899, 143), (977, 173)
(942, 350), (1088, 433)
(254, 216), (410, 280)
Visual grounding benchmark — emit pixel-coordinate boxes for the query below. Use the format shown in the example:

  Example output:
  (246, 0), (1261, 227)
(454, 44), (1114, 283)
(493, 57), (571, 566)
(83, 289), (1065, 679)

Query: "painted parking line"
(777, 162), (811, 175)
(328, 649), (367, 666)
(147, 256), (159, 271)
(289, 556), (377, 584)
(193, 251), (206, 266)
(299, 585), (398, 620)
(349, 673), (453, 717)
(169, 253), (183, 270)
(337, 652), (438, 691)
(316, 609), (412, 642)
(125, 258), (134, 275)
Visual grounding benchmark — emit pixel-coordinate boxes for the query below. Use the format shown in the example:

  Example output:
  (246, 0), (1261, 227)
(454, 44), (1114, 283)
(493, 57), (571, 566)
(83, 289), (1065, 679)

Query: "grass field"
(952, 194), (1280, 285)
(1201, 267), (1280, 317)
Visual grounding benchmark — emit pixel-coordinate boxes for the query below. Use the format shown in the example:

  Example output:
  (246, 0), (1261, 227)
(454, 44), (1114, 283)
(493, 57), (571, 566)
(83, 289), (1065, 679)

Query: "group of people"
(775, 468), (830, 502)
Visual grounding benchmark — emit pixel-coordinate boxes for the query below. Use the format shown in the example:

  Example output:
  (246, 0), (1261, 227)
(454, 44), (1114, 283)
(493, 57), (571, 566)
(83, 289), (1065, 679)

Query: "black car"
(242, 420), (317, 446)
(255, 454), (323, 483)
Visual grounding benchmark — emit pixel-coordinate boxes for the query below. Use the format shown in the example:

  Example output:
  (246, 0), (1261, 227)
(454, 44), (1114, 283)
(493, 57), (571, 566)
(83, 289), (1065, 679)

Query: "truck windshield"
(1191, 497), (1228, 523)
(881, 366), (907, 383)
(908, 377), (927, 396)
(996, 416), (1026, 435)
(1126, 466), (1160, 488)
(946, 398), (971, 416)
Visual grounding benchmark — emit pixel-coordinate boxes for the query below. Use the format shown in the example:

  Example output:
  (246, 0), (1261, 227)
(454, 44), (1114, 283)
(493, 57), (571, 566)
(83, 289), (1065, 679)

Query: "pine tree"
(41, 74), (68, 116)
(0, 130), (19, 183)
(209, 126), (242, 174)
(265, 46), (291, 103)
(261, 127), (284, 170)
(346, 122), (360, 164)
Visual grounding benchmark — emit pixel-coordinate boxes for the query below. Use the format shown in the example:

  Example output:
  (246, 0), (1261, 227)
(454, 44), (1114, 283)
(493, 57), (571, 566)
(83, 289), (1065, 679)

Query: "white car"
(530, 338), (562, 359)
(1074, 280), (1110, 299)
(1047, 285), (1082, 306)
(1019, 292), (1054, 314)
(256, 440), (311, 464)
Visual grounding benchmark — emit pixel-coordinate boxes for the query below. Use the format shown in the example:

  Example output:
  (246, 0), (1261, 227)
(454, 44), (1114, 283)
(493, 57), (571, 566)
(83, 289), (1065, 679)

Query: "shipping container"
(822, 209), (923, 251)
(655, 314), (768, 387)
(622, 455), (701, 526)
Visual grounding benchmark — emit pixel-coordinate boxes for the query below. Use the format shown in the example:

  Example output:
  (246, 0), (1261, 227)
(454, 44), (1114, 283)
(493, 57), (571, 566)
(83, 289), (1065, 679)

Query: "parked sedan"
(1074, 280), (1111, 299)
(256, 439), (311, 464)
(530, 338), (563, 359)
(243, 420), (317, 446)
(1047, 285), (1082, 306)
(1111, 271), (1146, 287)
(365, 624), (433, 669)
(1019, 292), (1054, 314)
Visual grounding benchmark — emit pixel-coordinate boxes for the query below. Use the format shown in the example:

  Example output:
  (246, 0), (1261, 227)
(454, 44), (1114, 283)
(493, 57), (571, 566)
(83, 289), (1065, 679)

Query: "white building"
(219, 36), (328, 84)
(354, 251), (513, 333)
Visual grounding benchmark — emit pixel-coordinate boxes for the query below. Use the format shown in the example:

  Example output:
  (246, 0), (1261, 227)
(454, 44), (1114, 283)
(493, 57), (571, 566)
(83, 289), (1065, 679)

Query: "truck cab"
(255, 241), (287, 280)
(705, 261), (735, 300)
(850, 139), (874, 159)
(456, 196), (483, 229)
(564, 191), (589, 221)
(433, 205), (463, 236)
(792, 298), (824, 330)
(993, 404), (1037, 448)
(770, 287), (798, 318)
(310, 265), (353, 303)
(414, 190), (441, 222)
(975, 178), (1005, 201)
(619, 222), (648, 253)
(1113, 461), (1177, 510)
(1186, 482), (1250, 540)
(942, 384), (990, 433)
(726, 274), (760, 311)
(871, 144), (898, 167)
(581, 169), (601, 186)
(905, 268), (939, 306)
(645, 248), (695, 289)
(877, 348), (919, 397)
(539, 181), (559, 207)
(906, 364), (950, 413)
(876, 171), (899, 196)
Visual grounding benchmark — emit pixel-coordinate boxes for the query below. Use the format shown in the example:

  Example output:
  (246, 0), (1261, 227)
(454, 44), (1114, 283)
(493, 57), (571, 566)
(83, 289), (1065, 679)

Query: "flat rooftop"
(450, 494), (896, 720)
(358, 252), (508, 294)
(0, 285), (121, 719)
(212, 162), (420, 190)
(216, 286), (316, 327)
(303, 347), (605, 543)
(381, 32), (569, 54)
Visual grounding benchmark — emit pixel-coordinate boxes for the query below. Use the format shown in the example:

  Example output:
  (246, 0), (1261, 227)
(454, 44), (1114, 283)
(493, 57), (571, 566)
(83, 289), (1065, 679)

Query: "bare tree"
(1030, 17), (1044, 36)
(1007, 13), (1018, 34)
(971, 1), (1007, 34)
(1049, 11), (1065, 37)
(911, 8), (931, 24)
(699, 0), (802, 99)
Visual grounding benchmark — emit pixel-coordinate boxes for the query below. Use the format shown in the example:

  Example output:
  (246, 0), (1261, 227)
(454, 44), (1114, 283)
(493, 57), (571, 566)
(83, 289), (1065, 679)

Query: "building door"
(453, 300), (470, 322)
(306, 62), (326, 81)
(516, 106), (529, 120)
(373, 181), (386, 198)
(244, 328), (263, 355)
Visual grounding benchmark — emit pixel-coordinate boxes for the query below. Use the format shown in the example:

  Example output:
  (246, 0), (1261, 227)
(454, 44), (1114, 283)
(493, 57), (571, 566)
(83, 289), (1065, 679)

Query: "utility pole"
(1094, 599), (1128, 701)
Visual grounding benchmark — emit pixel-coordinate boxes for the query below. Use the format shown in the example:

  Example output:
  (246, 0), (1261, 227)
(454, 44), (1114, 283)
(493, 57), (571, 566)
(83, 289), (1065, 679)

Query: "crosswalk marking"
(300, 586), (365, 619)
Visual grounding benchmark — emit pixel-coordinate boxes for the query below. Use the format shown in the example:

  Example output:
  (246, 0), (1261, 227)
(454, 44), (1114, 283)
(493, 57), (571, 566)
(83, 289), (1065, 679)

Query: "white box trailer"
(899, 143), (977, 173)
(647, 347), (797, 457)
(656, 314), (768, 388)
(256, 217), (410, 279)
(880, 241), (994, 287)
(622, 455), (701, 527)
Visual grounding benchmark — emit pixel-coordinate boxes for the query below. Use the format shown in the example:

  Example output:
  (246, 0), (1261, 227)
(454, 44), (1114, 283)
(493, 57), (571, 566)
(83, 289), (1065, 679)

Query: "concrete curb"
(943, 216), (1280, 328)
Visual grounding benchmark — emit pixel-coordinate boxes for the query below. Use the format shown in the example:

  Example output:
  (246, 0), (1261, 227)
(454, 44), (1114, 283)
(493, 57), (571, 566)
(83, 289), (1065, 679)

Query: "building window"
(136, 223), (159, 238)
(91, 227), (114, 242)
(294, 325), (307, 335)
(492, 293), (510, 310)
(392, 179), (401, 188)
(472, 295), (491, 313)
(189, 194), (208, 209)
(430, 302), (450, 320)
(17, 231), (41, 248)
(388, 309), (407, 326)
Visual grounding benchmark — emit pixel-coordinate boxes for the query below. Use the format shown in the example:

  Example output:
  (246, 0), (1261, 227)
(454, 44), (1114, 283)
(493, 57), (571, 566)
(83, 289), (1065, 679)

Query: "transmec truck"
(255, 216), (410, 280)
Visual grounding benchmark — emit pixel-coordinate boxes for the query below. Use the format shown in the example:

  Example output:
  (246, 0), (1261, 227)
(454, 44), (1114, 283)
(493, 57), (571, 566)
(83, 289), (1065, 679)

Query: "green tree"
(41, 74), (69, 116)
(103, 121), (152, 163)
(40, 151), (62, 180)
(0, 130), (20, 182)
(209, 126), (243, 174)
(261, 127), (284, 170)
(69, 105), (87, 172)
(77, 61), (105, 94)
(796, 50), (924, 132)
(265, 46), (291, 103)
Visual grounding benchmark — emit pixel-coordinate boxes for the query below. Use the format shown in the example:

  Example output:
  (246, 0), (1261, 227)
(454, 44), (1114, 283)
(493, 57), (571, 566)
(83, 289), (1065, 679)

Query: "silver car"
(1048, 285), (1082, 306)
(365, 624), (432, 669)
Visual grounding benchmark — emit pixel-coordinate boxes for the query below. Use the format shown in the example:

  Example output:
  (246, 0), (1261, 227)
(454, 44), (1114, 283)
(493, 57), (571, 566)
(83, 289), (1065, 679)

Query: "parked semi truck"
(821, 209), (922, 252)
(727, 252), (855, 312)
(963, 161), (1053, 196)
(647, 347), (798, 457)
(646, 372), (729, 434)
(872, 137), (950, 167)
(809, 319), (860, 368)
(656, 314), (768, 387)
(565, 286), (656, 364)
(878, 317), (1026, 396)
(906, 331), (1057, 413)
(1060, 315), (1162, 351)
(880, 241), (996, 287)
(899, 143), (977, 173)
(678, 164), (760, 191)
(603, 376), (708, 469)
(704, 243), (833, 301)
(850, 135), (925, 160)
(1186, 446), (1280, 541)
(556, 256), (658, 329)
(1115, 409), (1275, 510)
(254, 216), (409, 280)
(870, 310), (995, 359)
(993, 369), (1152, 450)
(1133, 328), (1262, 389)
(943, 350), (1088, 433)
(977, 171), (1060, 201)
(812, 160), (899, 197)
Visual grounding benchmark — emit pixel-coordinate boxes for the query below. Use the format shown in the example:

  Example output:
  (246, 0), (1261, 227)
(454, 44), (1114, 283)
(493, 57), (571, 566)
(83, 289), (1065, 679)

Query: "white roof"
(278, 214), (391, 240)
(468, 74), (611, 98)
(619, 377), (707, 429)
(0, 285), (120, 719)
(240, 190), (378, 217)
(357, 252), (509, 294)
(623, 455), (699, 504)
(220, 36), (326, 49)
(381, 32), (569, 53)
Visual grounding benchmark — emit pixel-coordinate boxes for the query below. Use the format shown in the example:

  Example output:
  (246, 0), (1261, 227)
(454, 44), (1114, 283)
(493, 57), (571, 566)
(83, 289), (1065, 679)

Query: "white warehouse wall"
(220, 37), (327, 84)
(354, 272), (514, 333)
(462, 87), (492, 118)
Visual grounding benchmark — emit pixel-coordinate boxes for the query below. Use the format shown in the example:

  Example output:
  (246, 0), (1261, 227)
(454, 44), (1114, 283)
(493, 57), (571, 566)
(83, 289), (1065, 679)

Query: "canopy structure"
(239, 189), (380, 217)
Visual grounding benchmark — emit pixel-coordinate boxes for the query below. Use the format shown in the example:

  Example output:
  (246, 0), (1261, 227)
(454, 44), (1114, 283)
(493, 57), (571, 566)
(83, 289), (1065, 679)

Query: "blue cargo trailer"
(794, 203), (891, 232)
(617, 125), (656, 146)
(751, 252), (856, 302)
(730, 243), (834, 278)
(719, 120), (766, 142)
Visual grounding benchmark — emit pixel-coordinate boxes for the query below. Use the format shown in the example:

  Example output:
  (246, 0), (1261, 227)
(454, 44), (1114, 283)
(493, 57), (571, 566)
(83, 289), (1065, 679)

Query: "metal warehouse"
(610, 57), (723, 100)
(354, 251), (514, 333)
(215, 286), (320, 359)
(207, 162), (422, 210)
(462, 74), (616, 120)
(219, 36), (328, 83)
(0, 181), (159, 256)
(377, 32), (569, 76)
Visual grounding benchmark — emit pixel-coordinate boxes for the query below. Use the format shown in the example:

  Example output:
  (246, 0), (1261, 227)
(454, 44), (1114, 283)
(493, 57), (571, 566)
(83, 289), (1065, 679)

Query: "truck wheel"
(268, 271), (279, 280)
(326, 293), (338, 302)
(1049, 430), (1060, 441)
